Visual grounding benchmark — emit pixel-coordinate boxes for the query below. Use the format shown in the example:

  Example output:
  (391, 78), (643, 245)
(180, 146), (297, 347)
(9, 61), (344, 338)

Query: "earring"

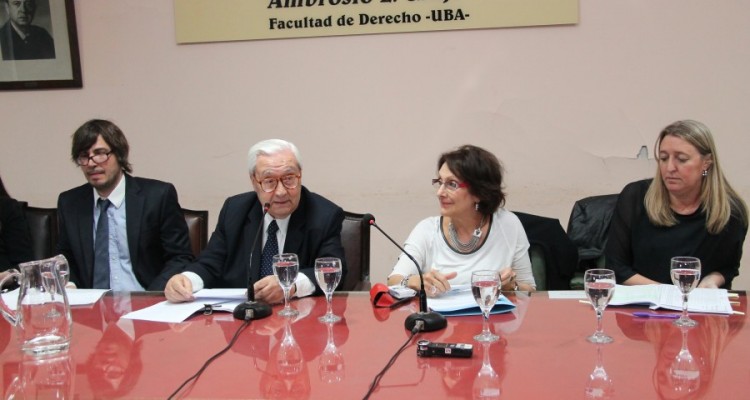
(475, 203), (479, 211)
(702, 169), (708, 177)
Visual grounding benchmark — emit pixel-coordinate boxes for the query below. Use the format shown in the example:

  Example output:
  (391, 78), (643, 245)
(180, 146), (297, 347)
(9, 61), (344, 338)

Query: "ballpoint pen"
(631, 311), (680, 319)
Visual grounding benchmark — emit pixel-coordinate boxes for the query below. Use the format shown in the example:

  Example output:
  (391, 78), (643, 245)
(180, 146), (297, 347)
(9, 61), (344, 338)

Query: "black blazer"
(184, 186), (347, 294)
(0, 197), (33, 270)
(56, 174), (193, 290)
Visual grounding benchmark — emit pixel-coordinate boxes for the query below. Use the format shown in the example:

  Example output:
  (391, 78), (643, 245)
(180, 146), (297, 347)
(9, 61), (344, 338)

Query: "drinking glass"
(471, 270), (500, 342)
(584, 269), (616, 344)
(667, 326), (701, 396)
(318, 321), (345, 383)
(273, 253), (299, 317)
(315, 257), (342, 323)
(670, 256), (701, 327)
(472, 341), (502, 399)
(584, 344), (614, 399)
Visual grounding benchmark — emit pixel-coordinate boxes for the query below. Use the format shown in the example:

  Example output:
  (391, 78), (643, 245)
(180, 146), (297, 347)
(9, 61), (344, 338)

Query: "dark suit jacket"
(0, 197), (33, 270)
(0, 22), (55, 60)
(184, 186), (346, 295)
(56, 174), (193, 290)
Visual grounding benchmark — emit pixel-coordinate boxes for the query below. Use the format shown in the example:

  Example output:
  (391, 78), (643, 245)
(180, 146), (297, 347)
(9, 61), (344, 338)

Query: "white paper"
(609, 284), (732, 314)
(1, 288), (108, 310)
(548, 290), (587, 299)
(121, 288), (247, 323)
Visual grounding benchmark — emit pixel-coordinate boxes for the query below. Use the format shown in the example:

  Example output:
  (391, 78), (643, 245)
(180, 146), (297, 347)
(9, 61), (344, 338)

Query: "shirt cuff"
(182, 271), (204, 292)
(294, 274), (315, 298)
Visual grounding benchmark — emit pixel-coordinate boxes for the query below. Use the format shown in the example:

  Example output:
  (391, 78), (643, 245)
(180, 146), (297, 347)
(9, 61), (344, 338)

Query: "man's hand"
(253, 275), (286, 304)
(165, 275), (195, 303)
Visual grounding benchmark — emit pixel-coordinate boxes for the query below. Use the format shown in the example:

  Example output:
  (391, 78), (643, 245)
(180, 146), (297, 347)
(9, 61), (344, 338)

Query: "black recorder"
(417, 340), (473, 358)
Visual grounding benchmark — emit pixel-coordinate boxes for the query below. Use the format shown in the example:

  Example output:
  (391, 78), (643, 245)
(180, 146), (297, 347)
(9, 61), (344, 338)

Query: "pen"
(632, 312), (680, 319)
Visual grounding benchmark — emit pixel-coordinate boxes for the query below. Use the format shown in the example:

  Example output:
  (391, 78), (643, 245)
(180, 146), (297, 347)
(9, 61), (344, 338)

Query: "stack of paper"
(609, 284), (733, 314)
(427, 285), (516, 317)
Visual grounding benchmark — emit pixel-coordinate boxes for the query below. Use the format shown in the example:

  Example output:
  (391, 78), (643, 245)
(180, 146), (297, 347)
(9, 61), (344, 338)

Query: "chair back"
(515, 211), (578, 290)
(23, 206), (58, 260)
(182, 209), (208, 258)
(566, 194), (619, 268)
(340, 211), (371, 291)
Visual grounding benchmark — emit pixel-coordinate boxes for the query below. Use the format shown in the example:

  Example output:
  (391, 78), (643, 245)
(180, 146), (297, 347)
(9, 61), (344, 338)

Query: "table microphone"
(234, 202), (272, 321)
(363, 214), (447, 332)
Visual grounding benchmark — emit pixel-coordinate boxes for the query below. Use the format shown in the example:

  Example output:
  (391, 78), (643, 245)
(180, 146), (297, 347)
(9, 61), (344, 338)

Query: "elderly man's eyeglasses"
(255, 174), (301, 193)
(432, 178), (467, 192)
(77, 150), (112, 166)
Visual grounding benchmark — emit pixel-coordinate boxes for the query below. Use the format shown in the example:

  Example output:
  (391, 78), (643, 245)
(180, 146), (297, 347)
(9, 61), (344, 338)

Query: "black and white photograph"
(0, 0), (80, 90)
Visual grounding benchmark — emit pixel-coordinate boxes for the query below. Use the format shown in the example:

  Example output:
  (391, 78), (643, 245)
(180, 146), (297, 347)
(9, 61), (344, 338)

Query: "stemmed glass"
(318, 321), (345, 383)
(584, 345), (615, 399)
(472, 341), (501, 399)
(584, 269), (616, 344)
(667, 326), (701, 396)
(315, 257), (342, 323)
(277, 318), (303, 377)
(670, 256), (701, 327)
(471, 270), (501, 342)
(273, 253), (299, 317)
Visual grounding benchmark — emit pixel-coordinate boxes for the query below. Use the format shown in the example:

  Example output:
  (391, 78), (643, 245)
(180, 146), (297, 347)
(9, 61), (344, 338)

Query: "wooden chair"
(182, 208), (209, 258)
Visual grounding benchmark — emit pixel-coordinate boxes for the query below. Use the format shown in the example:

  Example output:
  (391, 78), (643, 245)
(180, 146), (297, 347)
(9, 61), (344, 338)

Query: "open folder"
(427, 285), (516, 317)
(608, 284), (733, 315)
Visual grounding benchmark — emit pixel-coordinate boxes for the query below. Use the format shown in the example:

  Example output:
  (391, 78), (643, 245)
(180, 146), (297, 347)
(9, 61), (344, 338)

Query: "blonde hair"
(645, 120), (747, 234)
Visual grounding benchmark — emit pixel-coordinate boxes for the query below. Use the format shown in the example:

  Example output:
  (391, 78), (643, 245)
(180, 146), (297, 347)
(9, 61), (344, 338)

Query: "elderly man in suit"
(57, 119), (193, 291)
(165, 139), (347, 304)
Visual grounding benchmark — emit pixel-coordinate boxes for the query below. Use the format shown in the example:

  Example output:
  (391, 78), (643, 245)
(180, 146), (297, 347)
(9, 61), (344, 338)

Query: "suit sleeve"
(0, 199), (33, 269)
(183, 198), (233, 289)
(147, 184), (194, 290)
(604, 183), (639, 283)
(56, 194), (84, 287)
(299, 206), (346, 295)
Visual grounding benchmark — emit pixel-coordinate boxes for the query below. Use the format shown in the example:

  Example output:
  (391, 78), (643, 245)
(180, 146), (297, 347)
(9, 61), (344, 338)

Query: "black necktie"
(94, 199), (111, 289)
(260, 220), (279, 277)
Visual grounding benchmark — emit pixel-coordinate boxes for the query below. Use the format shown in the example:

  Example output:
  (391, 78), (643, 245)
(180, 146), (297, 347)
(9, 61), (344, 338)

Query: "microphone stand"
(366, 215), (446, 332)
(234, 202), (272, 321)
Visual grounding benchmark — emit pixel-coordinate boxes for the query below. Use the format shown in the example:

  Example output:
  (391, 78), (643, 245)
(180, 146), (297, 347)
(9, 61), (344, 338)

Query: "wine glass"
(667, 326), (701, 396)
(273, 253), (299, 317)
(584, 269), (616, 344)
(584, 344), (615, 399)
(315, 257), (342, 323)
(318, 321), (345, 383)
(472, 341), (501, 399)
(670, 256), (701, 327)
(471, 270), (501, 342)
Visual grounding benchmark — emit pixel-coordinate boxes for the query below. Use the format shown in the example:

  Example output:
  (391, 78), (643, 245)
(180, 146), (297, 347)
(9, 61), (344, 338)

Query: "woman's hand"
(424, 269), (458, 297)
(499, 268), (517, 291)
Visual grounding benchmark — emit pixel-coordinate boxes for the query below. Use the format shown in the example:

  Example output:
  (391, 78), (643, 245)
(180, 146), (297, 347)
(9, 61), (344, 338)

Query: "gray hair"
(247, 139), (302, 174)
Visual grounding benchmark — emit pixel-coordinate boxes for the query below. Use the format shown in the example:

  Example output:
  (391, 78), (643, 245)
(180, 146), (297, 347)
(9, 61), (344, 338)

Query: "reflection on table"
(0, 291), (747, 399)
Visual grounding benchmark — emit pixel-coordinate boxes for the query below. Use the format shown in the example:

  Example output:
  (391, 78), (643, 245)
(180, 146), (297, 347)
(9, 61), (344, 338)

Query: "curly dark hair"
(437, 145), (506, 215)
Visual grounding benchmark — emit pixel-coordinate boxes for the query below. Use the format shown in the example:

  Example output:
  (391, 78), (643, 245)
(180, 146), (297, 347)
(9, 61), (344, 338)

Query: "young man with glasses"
(164, 139), (347, 304)
(56, 119), (193, 291)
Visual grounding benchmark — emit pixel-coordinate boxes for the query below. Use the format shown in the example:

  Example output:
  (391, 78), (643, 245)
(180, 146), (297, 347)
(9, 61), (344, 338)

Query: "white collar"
(94, 174), (126, 208)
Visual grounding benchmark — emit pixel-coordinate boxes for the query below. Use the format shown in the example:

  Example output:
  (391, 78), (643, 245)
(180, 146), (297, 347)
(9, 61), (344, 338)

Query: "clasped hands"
(164, 274), (291, 304)
(417, 268), (516, 298)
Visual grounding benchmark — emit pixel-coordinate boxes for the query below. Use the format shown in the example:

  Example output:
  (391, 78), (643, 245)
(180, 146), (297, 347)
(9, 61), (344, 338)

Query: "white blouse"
(388, 208), (535, 288)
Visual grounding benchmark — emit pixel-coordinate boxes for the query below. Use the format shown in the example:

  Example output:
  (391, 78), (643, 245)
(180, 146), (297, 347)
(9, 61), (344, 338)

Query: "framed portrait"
(0, 0), (81, 90)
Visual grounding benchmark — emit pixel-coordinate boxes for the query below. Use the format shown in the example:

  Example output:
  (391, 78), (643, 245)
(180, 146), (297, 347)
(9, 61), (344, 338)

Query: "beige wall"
(2, 1), (749, 289)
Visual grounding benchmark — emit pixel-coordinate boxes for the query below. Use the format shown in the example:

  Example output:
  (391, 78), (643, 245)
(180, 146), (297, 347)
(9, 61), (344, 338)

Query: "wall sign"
(175, 0), (578, 44)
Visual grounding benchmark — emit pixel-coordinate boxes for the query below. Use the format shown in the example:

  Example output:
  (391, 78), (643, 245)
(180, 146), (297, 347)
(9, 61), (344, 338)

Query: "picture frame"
(0, 0), (81, 90)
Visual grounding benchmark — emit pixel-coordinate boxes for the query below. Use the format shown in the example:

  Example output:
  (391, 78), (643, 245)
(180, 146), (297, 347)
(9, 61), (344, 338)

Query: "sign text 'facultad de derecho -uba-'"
(174, 0), (579, 43)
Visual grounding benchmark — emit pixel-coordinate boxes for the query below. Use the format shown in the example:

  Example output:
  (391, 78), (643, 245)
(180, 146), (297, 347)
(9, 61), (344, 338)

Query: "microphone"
(234, 202), (272, 321)
(363, 214), (447, 332)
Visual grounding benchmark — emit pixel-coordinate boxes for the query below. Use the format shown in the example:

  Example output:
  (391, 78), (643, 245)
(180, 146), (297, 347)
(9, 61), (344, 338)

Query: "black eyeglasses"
(432, 178), (468, 192)
(254, 174), (301, 193)
(77, 150), (112, 166)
